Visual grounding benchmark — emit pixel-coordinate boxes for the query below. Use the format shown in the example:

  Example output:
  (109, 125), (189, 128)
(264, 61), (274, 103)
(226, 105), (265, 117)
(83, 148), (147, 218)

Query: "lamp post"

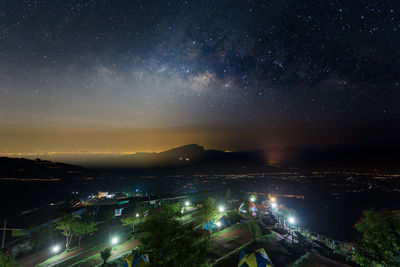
(218, 205), (225, 213)
(111, 236), (118, 246)
(288, 216), (296, 243)
(52, 244), (61, 254)
(216, 221), (221, 231)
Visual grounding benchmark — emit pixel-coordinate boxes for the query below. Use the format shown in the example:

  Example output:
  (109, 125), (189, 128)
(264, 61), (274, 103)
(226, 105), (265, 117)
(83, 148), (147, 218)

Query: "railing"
(268, 209), (354, 261)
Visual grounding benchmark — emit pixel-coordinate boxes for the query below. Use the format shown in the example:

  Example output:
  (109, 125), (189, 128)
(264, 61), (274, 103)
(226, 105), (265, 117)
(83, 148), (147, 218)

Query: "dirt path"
(213, 228), (252, 255)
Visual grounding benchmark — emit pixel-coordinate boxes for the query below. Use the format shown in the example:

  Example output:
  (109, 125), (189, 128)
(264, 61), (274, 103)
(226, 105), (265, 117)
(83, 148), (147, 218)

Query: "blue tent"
(201, 220), (217, 230)
(238, 248), (274, 267)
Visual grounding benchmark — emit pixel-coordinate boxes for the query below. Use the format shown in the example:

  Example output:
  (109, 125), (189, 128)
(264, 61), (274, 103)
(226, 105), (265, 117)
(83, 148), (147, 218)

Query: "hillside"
(0, 157), (88, 180)
(86, 144), (270, 172)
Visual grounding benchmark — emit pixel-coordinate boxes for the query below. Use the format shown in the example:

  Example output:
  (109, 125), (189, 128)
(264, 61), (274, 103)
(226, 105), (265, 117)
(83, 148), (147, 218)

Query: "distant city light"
(111, 236), (119, 245)
(288, 216), (296, 225)
(185, 201), (190, 207)
(216, 221), (222, 227)
(218, 205), (225, 212)
(271, 202), (277, 209)
(52, 244), (60, 253)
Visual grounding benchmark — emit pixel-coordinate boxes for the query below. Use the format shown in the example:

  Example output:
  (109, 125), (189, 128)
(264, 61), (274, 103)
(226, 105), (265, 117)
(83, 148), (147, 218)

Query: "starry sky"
(0, 0), (399, 156)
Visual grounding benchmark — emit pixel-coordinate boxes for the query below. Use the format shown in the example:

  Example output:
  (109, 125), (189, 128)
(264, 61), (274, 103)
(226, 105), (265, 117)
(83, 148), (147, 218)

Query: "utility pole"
(1, 220), (6, 250)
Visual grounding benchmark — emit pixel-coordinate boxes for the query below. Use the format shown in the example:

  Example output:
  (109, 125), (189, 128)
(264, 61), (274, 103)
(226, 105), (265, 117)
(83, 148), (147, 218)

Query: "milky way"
(0, 0), (399, 154)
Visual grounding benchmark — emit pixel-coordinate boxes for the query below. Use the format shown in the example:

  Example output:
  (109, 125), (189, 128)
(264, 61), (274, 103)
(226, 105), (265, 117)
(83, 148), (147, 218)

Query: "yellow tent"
(238, 248), (273, 267)
(123, 252), (150, 267)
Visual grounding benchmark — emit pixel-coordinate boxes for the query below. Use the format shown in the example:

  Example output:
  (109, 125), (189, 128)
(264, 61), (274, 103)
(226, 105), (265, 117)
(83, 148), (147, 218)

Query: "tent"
(201, 220), (217, 230)
(238, 248), (273, 267)
(249, 203), (258, 216)
(123, 252), (150, 267)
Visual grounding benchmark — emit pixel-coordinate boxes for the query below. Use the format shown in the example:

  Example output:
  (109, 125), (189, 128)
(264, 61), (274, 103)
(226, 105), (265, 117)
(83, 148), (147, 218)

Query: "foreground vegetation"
(12, 192), (400, 267)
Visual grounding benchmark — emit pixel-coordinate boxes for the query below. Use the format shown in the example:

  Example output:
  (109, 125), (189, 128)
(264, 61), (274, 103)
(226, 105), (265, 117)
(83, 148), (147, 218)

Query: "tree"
(193, 197), (219, 226)
(225, 188), (232, 200)
(121, 215), (141, 238)
(100, 246), (112, 265)
(354, 209), (400, 266)
(56, 213), (76, 251)
(121, 204), (147, 237)
(0, 251), (19, 267)
(29, 224), (59, 251)
(248, 217), (261, 241)
(74, 219), (97, 247)
(139, 203), (209, 267)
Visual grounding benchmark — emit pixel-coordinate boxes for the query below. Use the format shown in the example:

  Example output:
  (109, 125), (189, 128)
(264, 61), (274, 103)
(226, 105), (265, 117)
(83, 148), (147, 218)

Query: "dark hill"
(87, 144), (270, 172)
(0, 157), (88, 180)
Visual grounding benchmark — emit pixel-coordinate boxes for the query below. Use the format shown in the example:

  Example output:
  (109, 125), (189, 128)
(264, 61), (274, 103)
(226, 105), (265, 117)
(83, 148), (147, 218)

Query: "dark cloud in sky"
(0, 0), (399, 154)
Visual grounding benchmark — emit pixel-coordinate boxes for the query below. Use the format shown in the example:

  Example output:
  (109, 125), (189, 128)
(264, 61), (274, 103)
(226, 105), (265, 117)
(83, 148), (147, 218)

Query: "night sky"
(1, 0), (399, 156)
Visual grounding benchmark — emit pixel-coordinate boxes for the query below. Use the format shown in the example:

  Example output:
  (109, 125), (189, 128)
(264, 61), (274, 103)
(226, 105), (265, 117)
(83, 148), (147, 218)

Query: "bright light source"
(216, 221), (222, 227)
(270, 197), (276, 202)
(52, 245), (60, 253)
(250, 196), (255, 202)
(135, 213), (140, 218)
(288, 217), (296, 225)
(271, 202), (277, 209)
(218, 206), (225, 212)
(185, 201), (190, 207)
(111, 236), (119, 245)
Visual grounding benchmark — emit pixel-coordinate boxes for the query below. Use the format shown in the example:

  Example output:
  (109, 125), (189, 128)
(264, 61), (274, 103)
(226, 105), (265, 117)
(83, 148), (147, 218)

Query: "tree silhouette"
(100, 246), (112, 265)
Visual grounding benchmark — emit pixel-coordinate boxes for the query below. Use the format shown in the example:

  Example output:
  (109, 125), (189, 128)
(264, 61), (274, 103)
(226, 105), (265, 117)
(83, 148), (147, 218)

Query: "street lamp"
(271, 202), (277, 209)
(52, 244), (60, 254)
(185, 201), (190, 207)
(218, 205), (225, 213)
(288, 216), (296, 244)
(111, 236), (119, 246)
(216, 220), (222, 231)
(135, 213), (140, 218)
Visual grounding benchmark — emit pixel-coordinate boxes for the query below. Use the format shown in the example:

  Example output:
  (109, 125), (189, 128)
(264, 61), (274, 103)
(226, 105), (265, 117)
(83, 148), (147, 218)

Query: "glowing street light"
(185, 201), (190, 207)
(288, 216), (296, 225)
(218, 205), (225, 213)
(250, 196), (255, 202)
(270, 196), (276, 202)
(271, 202), (277, 209)
(111, 236), (119, 245)
(52, 244), (60, 254)
(135, 213), (140, 218)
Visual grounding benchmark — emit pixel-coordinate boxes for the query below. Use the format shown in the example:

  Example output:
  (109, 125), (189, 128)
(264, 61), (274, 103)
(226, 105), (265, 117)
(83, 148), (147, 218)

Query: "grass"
(212, 240), (253, 267)
(289, 252), (312, 267)
(224, 236), (240, 243)
(211, 223), (246, 237)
